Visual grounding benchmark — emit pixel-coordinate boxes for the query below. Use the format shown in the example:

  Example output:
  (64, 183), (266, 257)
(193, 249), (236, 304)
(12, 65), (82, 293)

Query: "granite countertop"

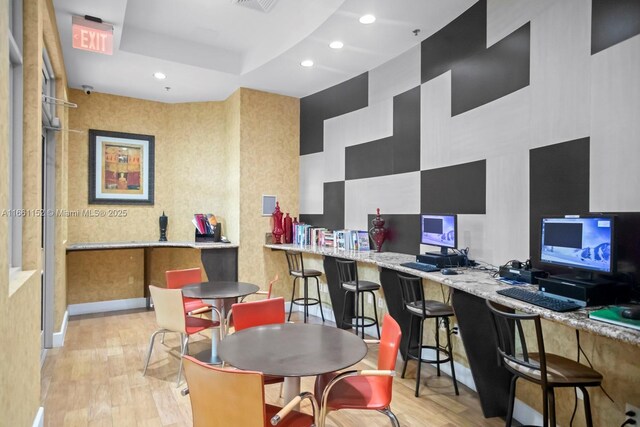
(67, 241), (239, 251)
(265, 243), (640, 346)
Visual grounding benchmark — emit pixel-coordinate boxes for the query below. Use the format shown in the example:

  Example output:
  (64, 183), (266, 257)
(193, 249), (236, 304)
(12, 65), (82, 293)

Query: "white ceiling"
(54, 0), (476, 103)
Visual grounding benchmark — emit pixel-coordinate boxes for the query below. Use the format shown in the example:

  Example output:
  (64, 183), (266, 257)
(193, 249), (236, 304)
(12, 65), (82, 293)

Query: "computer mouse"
(621, 307), (640, 320)
(441, 269), (458, 276)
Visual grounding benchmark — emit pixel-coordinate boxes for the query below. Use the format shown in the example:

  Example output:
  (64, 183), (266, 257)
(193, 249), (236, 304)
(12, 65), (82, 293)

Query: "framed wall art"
(88, 129), (155, 205)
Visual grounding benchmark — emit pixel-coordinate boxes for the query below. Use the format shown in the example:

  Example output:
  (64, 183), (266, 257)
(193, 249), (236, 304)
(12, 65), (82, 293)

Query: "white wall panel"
(299, 153), (325, 214)
(344, 172), (421, 230)
(421, 71), (532, 172)
(368, 45), (421, 105)
(590, 35), (640, 212)
(486, 0), (554, 47)
(529, 0), (591, 149)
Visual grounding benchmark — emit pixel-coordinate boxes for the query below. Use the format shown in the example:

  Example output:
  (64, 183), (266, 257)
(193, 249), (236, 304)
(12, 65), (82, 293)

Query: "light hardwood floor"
(41, 309), (509, 427)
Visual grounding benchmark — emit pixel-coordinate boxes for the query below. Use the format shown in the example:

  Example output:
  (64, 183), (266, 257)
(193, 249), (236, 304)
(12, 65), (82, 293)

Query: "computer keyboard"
(496, 287), (582, 312)
(400, 262), (439, 273)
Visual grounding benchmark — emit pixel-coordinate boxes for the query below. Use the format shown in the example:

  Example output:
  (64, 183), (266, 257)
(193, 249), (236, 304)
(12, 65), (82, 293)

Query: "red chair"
(230, 297), (286, 387)
(226, 274), (279, 328)
(166, 268), (211, 315)
(314, 314), (402, 427)
(182, 356), (318, 427)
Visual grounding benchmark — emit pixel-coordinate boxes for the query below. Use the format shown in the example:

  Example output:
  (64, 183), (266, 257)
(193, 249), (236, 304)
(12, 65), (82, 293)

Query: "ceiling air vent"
(232, 0), (278, 13)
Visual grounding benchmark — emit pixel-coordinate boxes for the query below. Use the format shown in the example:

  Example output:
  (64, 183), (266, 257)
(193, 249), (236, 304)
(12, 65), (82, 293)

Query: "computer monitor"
(540, 216), (615, 274)
(421, 214), (457, 255)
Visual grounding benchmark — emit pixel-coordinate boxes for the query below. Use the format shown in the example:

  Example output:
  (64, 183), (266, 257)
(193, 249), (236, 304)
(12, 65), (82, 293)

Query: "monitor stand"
(417, 248), (466, 268)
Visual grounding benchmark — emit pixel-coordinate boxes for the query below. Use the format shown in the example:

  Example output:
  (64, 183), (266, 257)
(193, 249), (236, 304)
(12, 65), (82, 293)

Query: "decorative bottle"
(368, 208), (386, 252)
(271, 202), (284, 244)
(283, 213), (293, 244)
(159, 211), (168, 242)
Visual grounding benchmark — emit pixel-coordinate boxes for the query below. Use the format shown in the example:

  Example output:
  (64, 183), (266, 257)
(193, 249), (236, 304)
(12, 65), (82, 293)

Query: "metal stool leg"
(303, 277), (309, 323)
(505, 375), (517, 427)
(370, 291), (381, 339)
(340, 290), (350, 329)
(435, 318), (441, 376)
(314, 277), (325, 322)
(401, 318), (413, 379)
(579, 386), (594, 427)
(548, 387), (556, 427)
(353, 291), (360, 336)
(360, 289), (366, 338)
(541, 385), (549, 427)
(445, 317), (459, 395)
(415, 319), (424, 397)
(288, 277), (298, 321)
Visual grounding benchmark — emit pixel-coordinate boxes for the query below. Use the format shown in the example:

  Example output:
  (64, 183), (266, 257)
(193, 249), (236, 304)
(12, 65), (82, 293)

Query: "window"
(8, 0), (23, 273)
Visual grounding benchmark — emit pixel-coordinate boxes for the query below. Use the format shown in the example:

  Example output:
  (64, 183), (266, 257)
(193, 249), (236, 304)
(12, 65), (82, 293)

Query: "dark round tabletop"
(218, 323), (368, 377)
(182, 281), (260, 300)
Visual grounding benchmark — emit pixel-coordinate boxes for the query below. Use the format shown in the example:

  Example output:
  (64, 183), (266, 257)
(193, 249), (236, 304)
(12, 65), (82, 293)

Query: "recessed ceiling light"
(359, 14), (376, 24)
(329, 41), (344, 49)
(300, 59), (314, 67)
(153, 72), (167, 80)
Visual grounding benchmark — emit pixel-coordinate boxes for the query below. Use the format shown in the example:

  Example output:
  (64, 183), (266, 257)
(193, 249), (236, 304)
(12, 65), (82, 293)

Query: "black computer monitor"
(540, 216), (615, 276)
(421, 214), (457, 255)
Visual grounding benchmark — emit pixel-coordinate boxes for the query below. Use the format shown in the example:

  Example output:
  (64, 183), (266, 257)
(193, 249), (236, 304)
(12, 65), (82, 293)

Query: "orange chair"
(226, 274), (279, 328)
(182, 356), (318, 427)
(143, 286), (221, 386)
(314, 314), (402, 427)
(166, 268), (211, 315)
(230, 297), (286, 387)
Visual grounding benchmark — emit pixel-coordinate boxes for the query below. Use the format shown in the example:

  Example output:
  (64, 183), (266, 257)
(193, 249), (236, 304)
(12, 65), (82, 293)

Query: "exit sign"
(72, 16), (113, 55)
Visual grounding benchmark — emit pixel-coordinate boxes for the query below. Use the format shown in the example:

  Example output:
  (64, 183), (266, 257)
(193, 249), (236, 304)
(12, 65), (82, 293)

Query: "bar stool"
(397, 273), (459, 397)
(335, 259), (380, 339)
(486, 300), (603, 427)
(284, 250), (325, 323)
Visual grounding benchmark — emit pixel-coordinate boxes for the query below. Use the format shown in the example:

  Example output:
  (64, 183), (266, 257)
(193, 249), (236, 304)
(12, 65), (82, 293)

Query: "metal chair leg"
(505, 375), (518, 427)
(378, 407), (400, 427)
(161, 332), (165, 345)
(579, 386), (594, 427)
(143, 329), (165, 376)
(176, 334), (189, 387)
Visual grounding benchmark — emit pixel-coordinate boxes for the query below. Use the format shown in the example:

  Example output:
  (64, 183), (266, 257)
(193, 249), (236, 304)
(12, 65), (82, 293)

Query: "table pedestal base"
(192, 349), (223, 365)
(283, 377), (301, 410)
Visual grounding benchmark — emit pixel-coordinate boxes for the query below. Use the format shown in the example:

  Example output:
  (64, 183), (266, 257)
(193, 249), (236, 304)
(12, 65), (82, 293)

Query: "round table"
(219, 323), (368, 404)
(182, 281), (259, 364)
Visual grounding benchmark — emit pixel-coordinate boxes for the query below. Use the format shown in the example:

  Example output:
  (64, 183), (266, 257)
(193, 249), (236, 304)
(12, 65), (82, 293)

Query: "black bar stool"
(335, 259), (381, 339)
(486, 300), (602, 427)
(397, 273), (459, 397)
(284, 251), (325, 323)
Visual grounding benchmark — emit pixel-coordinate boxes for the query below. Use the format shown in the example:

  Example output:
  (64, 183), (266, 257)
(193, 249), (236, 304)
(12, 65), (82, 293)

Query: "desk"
(266, 243), (640, 419)
(66, 241), (238, 307)
(218, 323), (367, 404)
(183, 281), (259, 364)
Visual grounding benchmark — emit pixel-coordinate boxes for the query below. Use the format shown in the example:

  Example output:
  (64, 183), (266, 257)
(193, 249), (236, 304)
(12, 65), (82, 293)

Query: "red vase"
(369, 208), (387, 252)
(271, 202), (284, 244)
(283, 213), (293, 244)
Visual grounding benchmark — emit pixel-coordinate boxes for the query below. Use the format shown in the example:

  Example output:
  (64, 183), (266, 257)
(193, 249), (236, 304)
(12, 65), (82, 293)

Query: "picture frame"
(88, 129), (155, 205)
(262, 195), (277, 216)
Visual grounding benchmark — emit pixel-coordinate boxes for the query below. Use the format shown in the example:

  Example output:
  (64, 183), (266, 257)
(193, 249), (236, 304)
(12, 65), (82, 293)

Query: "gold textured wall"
(238, 89), (300, 288)
(66, 88), (300, 303)
(0, 0), (67, 424)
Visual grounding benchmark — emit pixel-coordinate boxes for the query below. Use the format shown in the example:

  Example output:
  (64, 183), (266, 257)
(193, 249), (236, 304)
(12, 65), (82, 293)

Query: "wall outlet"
(625, 403), (639, 424)
(576, 388), (584, 400)
(377, 298), (384, 308)
(367, 294), (373, 304)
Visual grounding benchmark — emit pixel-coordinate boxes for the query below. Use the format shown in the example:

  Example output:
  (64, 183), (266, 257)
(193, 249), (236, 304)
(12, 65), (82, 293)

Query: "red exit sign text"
(72, 16), (113, 55)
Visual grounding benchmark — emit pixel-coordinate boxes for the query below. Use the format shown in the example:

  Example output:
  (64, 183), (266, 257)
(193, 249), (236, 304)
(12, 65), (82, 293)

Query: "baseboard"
(52, 310), (69, 347)
(513, 398), (544, 426)
(32, 407), (44, 427)
(68, 297), (147, 316)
